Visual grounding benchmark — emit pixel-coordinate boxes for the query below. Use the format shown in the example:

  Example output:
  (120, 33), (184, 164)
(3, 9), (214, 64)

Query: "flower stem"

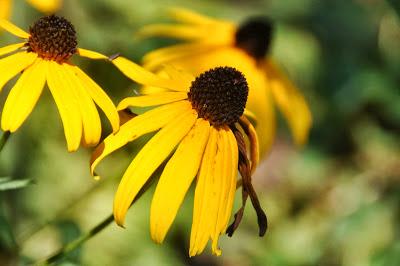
(0, 131), (11, 152)
(35, 176), (156, 265)
(37, 214), (114, 265)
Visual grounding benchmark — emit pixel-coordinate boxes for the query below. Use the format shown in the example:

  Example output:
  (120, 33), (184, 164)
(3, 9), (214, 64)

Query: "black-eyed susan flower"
(91, 64), (267, 256)
(138, 7), (312, 155)
(0, 15), (119, 151)
(0, 0), (61, 20)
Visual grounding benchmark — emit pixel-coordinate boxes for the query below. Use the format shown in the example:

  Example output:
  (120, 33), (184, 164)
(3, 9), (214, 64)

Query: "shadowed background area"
(0, 0), (399, 265)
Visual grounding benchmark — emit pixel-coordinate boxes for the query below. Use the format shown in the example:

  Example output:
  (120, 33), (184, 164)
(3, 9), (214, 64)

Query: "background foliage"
(0, 0), (399, 265)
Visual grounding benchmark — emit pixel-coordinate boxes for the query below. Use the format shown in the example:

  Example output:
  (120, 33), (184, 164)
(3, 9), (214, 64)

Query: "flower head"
(138, 8), (313, 155)
(91, 63), (267, 256)
(0, 15), (119, 151)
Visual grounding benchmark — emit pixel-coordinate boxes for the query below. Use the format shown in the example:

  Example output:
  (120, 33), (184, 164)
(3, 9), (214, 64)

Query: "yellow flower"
(91, 63), (267, 256)
(138, 7), (312, 155)
(0, 0), (61, 20)
(0, 15), (119, 151)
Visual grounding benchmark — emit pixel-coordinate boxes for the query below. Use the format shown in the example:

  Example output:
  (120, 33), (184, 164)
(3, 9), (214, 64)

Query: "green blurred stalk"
(0, 131), (10, 152)
(36, 214), (114, 266)
(35, 176), (155, 265)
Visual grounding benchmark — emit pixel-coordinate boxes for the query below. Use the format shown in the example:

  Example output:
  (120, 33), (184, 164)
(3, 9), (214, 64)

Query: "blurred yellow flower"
(0, 15), (119, 151)
(0, 0), (61, 20)
(138, 7), (312, 155)
(91, 63), (267, 256)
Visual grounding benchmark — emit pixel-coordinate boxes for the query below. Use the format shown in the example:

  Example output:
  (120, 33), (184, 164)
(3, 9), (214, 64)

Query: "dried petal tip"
(188, 67), (248, 127)
(28, 15), (77, 63)
(235, 18), (273, 60)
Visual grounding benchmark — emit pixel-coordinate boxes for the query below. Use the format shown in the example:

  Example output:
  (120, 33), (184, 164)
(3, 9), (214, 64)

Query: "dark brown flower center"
(235, 18), (273, 60)
(188, 67), (248, 127)
(28, 15), (77, 63)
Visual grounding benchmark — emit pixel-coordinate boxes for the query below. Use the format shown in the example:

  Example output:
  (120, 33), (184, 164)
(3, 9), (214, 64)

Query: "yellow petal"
(0, 43), (25, 57)
(113, 108), (198, 227)
(265, 60), (312, 146)
(63, 64), (102, 147)
(77, 48), (108, 60)
(111, 56), (186, 91)
(46, 61), (82, 152)
(0, 19), (30, 38)
(26, 0), (61, 13)
(142, 42), (214, 71)
(189, 127), (219, 256)
(138, 24), (208, 40)
(117, 91), (188, 110)
(90, 100), (191, 176)
(72, 66), (119, 134)
(1, 59), (46, 132)
(150, 118), (210, 243)
(0, 0), (12, 20)
(211, 128), (238, 255)
(0, 52), (37, 92)
(167, 7), (215, 25)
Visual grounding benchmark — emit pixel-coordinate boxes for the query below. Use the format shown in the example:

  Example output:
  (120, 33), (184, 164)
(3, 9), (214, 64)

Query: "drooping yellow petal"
(211, 128), (238, 255)
(150, 118), (210, 243)
(72, 66), (119, 134)
(265, 59), (312, 146)
(117, 91), (188, 110)
(0, 52), (37, 92)
(167, 7), (216, 25)
(77, 48), (108, 60)
(113, 108), (198, 227)
(63, 64), (102, 147)
(46, 61), (82, 152)
(0, 43), (25, 57)
(0, 0), (12, 21)
(111, 56), (186, 91)
(90, 100), (191, 176)
(26, 0), (61, 13)
(190, 127), (219, 256)
(189, 127), (239, 256)
(0, 19), (30, 38)
(1, 59), (46, 132)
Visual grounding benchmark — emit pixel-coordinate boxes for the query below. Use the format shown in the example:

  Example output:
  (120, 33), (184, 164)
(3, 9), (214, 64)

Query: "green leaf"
(0, 177), (34, 191)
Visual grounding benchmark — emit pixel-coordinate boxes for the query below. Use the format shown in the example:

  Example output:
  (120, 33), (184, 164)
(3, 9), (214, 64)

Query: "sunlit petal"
(0, 19), (30, 38)
(1, 59), (46, 132)
(77, 48), (108, 60)
(73, 66), (119, 134)
(90, 101), (191, 176)
(150, 118), (210, 243)
(0, 52), (37, 92)
(117, 91), (188, 110)
(63, 64), (102, 147)
(0, 43), (25, 57)
(46, 61), (82, 152)
(113, 108), (197, 226)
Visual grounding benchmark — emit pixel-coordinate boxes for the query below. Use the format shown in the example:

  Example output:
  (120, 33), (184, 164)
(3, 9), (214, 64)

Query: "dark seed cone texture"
(188, 66), (248, 127)
(28, 15), (77, 63)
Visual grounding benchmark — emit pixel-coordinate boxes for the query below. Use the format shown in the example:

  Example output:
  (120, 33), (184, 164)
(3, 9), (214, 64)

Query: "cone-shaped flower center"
(188, 67), (248, 127)
(28, 15), (77, 63)
(235, 18), (273, 60)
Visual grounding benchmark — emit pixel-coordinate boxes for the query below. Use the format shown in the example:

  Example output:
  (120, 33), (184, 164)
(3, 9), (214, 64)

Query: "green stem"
(0, 131), (11, 152)
(35, 176), (156, 265)
(37, 214), (114, 265)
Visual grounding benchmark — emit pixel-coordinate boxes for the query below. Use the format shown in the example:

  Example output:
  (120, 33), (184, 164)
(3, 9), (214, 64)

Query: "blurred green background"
(1, 0), (399, 265)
